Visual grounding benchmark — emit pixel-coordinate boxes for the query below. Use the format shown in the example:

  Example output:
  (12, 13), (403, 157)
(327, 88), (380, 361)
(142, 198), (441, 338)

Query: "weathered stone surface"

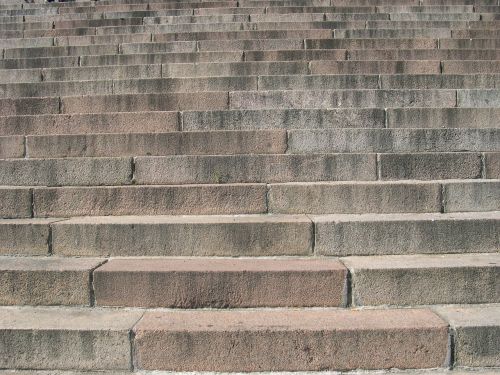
(162, 61), (309, 77)
(182, 109), (385, 130)
(0, 158), (131, 186)
(458, 90), (500, 107)
(288, 129), (500, 153)
(485, 152), (500, 179)
(94, 257), (345, 307)
(112, 76), (257, 94)
(0, 97), (59, 116)
(134, 154), (376, 184)
(42, 65), (162, 81)
(0, 307), (142, 370)
(257, 75), (379, 90)
(310, 60), (440, 74)
(52, 215), (312, 257)
(0, 187), (31, 219)
(387, 108), (500, 128)
(26, 130), (286, 157)
(444, 180), (500, 212)
(0, 257), (104, 306)
(305, 38), (438, 49)
(230, 90), (456, 109)
(0, 135), (24, 158)
(435, 305), (500, 367)
(313, 212), (500, 256)
(133, 309), (448, 371)
(379, 152), (482, 180)
(33, 184), (267, 217)
(0, 219), (62, 256)
(0, 112), (179, 136)
(343, 253), (500, 306)
(268, 181), (441, 214)
(60, 92), (228, 113)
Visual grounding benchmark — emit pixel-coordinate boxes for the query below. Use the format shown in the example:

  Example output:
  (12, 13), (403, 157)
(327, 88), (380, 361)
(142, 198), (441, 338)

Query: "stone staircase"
(0, 0), (498, 372)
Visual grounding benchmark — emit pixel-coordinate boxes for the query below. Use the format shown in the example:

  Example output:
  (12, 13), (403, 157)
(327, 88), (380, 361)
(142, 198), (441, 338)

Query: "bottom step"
(1, 306), (498, 371)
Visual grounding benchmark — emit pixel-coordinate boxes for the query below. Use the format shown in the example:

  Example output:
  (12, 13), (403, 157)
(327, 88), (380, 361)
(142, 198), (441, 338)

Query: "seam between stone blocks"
(89, 259), (108, 307)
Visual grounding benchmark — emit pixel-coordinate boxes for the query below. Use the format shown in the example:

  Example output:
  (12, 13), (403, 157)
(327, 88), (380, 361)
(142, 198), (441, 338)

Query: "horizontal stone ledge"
(0, 306), (143, 370)
(94, 257), (346, 307)
(133, 308), (448, 371)
(51, 214), (312, 256)
(343, 253), (500, 306)
(0, 256), (105, 306)
(312, 211), (500, 256)
(33, 184), (268, 217)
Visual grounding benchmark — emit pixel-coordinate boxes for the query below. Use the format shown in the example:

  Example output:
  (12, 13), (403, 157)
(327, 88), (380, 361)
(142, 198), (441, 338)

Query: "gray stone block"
(268, 181), (441, 214)
(444, 180), (500, 212)
(0, 157), (132, 186)
(379, 152), (482, 180)
(52, 214), (312, 256)
(313, 211), (500, 256)
(343, 253), (500, 306)
(0, 187), (31, 219)
(387, 108), (500, 128)
(134, 154), (376, 184)
(458, 90), (500, 108)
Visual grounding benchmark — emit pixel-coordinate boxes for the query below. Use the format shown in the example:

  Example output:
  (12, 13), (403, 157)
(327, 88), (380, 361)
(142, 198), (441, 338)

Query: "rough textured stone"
(288, 129), (500, 153)
(0, 257), (104, 306)
(310, 60), (440, 74)
(444, 180), (500, 212)
(42, 65), (162, 81)
(33, 184), (267, 217)
(182, 109), (385, 131)
(485, 152), (500, 179)
(0, 97), (59, 116)
(435, 305), (500, 367)
(343, 253), (500, 306)
(0, 307), (143, 370)
(387, 108), (500, 129)
(26, 130), (286, 158)
(0, 112), (179, 136)
(268, 181), (441, 214)
(52, 215), (312, 257)
(0, 219), (62, 256)
(133, 309), (448, 371)
(94, 258), (345, 307)
(230, 90), (456, 109)
(0, 135), (24, 158)
(134, 154), (376, 184)
(458, 90), (500, 107)
(313, 212), (500, 256)
(0, 187), (31, 219)
(0, 157), (132, 186)
(60, 92), (229, 113)
(379, 152), (482, 180)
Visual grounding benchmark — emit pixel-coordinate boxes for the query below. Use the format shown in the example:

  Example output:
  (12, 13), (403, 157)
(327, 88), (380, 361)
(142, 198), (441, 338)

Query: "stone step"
(185, 108), (500, 130)
(93, 257), (347, 308)
(4, 75), (500, 98)
(2, 179), (498, 219)
(2, 128), (492, 158)
(2, 49), (500, 71)
(33, 184), (267, 218)
(287, 128), (500, 153)
(5, 213), (498, 257)
(268, 180), (500, 214)
(0, 111), (180, 135)
(51, 214), (310, 256)
(132, 308), (448, 371)
(435, 305), (500, 367)
(343, 253), (500, 306)
(0, 256), (104, 306)
(334, 28), (452, 38)
(23, 130), (286, 158)
(0, 109), (385, 135)
(229, 89), (458, 109)
(313, 211), (500, 256)
(346, 48), (500, 60)
(0, 306), (143, 370)
(0, 306), (451, 371)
